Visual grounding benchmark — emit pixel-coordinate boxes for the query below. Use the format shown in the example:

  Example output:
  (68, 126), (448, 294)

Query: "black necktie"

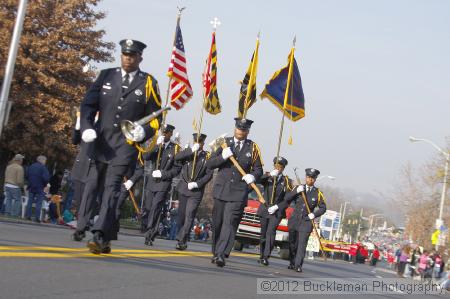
(122, 73), (130, 92)
(234, 141), (241, 155)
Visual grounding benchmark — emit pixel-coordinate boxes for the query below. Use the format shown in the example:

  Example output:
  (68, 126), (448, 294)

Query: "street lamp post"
(409, 136), (449, 250)
(368, 214), (384, 235)
(337, 201), (351, 240)
(316, 175), (336, 182)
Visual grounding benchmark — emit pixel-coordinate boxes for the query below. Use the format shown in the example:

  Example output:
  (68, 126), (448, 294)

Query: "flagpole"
(242, 32), (260, 119)
(269, 37), (296, 206)
(190, 17), (220, 180)
(156, 7), (185, 170)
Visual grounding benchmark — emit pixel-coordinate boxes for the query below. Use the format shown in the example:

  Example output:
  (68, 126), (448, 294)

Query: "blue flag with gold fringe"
(260, 50), (305, 121)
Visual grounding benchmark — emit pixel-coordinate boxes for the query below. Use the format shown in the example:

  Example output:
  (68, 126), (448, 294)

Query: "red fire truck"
(234, 197), (294, 260)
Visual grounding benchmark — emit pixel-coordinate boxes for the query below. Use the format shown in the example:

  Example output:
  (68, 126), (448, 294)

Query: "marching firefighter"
(287, 168), (327, 272)
(174, 133), (213, 250)
(79, 39), (161, 253)
(256, 156), (293, 266)
(142, 124), (181, 246)
(206, 118), (263, 267)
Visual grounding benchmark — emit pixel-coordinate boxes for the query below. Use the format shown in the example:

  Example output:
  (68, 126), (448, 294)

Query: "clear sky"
(94, 0), (450, 197)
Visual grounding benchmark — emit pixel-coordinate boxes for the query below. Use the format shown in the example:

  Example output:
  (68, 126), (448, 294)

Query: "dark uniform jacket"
(282, 185), (327, 232)
(257, 173), (293, 218)
(143, 141), (181, 192)
(71, 129), (94, 183)
(80, 67), (161, 165)
(206, 137), (263, 202)
(175, 147), (213, 198)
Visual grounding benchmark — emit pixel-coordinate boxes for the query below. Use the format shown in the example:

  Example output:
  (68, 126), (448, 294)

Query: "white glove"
(242, 174), (255, 184)
(191, 143), (200, 152)
(75, 116), (81, 130)
(268, 205), (279, 214)
(187, 182), (198, 190)
(124, 180), (134, 190)
(221, 147), (233, 160)
(270, 169), (279, 177)
(152, 170), (162, 178)
(156, 135), (165, 145)
(296, 185), (305, 193)
(130, 124), (145, 142)
(81, 129), (97, 143)
(184, 143), (190, 149)
(308, 213), (315, 220)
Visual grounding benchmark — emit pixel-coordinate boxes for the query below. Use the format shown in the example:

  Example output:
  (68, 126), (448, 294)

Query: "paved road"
(0, 221), (446, 299)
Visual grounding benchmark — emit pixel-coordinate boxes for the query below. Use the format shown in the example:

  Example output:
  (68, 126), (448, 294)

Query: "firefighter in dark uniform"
(71, 111), (101, 241)
(174, 133), (213, 250)
(206, 118), (263, 267)
(256, 156), (293, 266)
(80, 39), (162, 253)
(286, 168), (327, 272)
(111, 161), (144, 241)
(71, 111), (97, 242)
(142, 124), (181, 246)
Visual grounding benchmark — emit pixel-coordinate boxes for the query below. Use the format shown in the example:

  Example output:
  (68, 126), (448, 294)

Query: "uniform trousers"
(176, 193), (202, 243)
(144, 190), (169, 241)
(212, 198), (246, 257)
(259, 215), (282, 259)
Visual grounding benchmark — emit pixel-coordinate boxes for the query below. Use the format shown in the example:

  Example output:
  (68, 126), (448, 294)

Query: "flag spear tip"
(177, 6), (186, 16)
(257, 30), (261, 39)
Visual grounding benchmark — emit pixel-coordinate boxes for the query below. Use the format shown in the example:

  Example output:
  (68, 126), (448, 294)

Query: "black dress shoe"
(288, 264), (295, 270)
(211, 255), (219, 264)
(296, 267), (302, 273)
(102, 242), (112, 254)
(175, 242), (187, 250)
(72, 230), (85, 242)
(144, 237), (153, 246)
(261, 258), (269, 266)
(216, 255), (225, 267)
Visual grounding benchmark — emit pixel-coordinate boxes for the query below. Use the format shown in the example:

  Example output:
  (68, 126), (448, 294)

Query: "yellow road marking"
(0, 246), (256, 259)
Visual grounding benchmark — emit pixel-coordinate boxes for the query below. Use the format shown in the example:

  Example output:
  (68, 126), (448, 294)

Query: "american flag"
(168, 23), (193, 110)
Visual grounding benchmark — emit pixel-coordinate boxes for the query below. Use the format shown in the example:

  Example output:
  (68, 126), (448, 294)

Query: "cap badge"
(126, 39), (133, 46)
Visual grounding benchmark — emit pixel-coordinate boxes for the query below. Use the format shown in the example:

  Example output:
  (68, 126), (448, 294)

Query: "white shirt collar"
(233, 137), (245, 146)
(121, 68), (138, 83)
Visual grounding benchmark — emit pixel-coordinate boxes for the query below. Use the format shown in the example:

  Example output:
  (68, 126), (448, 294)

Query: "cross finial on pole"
(210, 17), (221, 31)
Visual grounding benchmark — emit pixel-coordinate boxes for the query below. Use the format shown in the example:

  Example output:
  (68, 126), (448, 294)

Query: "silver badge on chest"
(135, 89), (143, 96)
(246, 152), (251, 157)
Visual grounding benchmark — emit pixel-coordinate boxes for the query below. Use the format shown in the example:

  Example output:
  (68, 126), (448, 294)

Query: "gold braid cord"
(128, 75), (161, 165)
(317, 189), (327, 205)
(285, 175), (294, 191)
(251, 142), (263, 166)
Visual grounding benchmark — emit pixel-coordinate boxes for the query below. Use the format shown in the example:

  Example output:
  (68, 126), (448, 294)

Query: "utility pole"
(0, 0), (29, 137)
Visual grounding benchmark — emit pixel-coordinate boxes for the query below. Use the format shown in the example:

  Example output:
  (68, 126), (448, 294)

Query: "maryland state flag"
(238, 37), (259, 118)
(203, 32), (221, 115)
(260, 48), (305, 121)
